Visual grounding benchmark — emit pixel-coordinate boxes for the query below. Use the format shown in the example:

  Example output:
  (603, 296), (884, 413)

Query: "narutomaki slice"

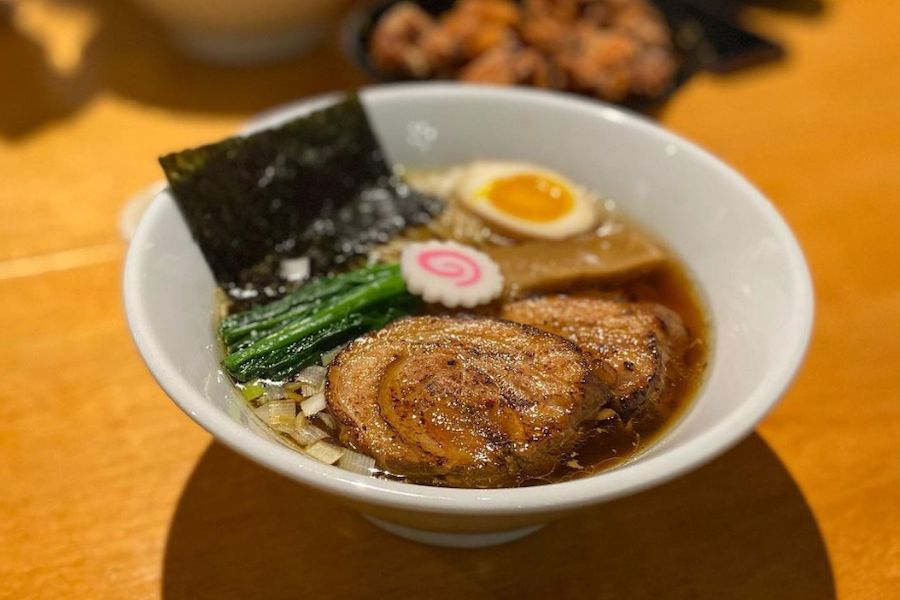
(325, 316), (609, 488)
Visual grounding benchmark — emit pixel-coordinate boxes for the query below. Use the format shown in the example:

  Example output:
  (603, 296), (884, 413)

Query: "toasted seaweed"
(159, 94), (443, 305)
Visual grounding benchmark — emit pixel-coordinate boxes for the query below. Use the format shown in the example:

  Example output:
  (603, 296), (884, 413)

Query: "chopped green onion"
(300, 392), (326, 417)
(316, 411), (338, 431)
(302, 383), (324, 398)
(305, 441), (345, 465)
(260, 384), (285, 404)
(294, 365), (326, 387)
(320, 344), (345, 366)
(337, 449), (377, 475)
(254, 400), (295, 432)
(289, 365), (326, 396)
(294, 412), (308, 431)
(240, 380), (265, 401)
(288, 423), (329, 447)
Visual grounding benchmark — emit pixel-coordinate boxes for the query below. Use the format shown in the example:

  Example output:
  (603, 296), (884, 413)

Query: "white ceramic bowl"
(124, 84), (813, 548)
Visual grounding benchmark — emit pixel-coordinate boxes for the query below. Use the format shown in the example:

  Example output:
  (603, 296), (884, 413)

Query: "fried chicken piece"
(526, 0), (670, 46)
(555, 26), (640, 101)
(609, 1), (672, 47)
(453, 0), (520, 26)
(459, 45), (564, 88)
(440, 0), (520, 59)
(580, 2), (615, 27)
(419, 26), (464, 76)
(368, 0), (676, 101)
(519, 16), (569, 53)
(369, 2), (461, 78)
(524, 0), (581, 22)
(519, 0), (676, 100)
(442, 14), (514, 59)
(630, 45), (678, 96)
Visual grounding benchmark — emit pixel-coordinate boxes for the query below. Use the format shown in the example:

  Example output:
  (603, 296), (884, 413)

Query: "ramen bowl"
(124, 84), (813, 548)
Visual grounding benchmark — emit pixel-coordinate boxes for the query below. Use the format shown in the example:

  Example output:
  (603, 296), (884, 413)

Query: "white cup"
(128, 0), (347, 64)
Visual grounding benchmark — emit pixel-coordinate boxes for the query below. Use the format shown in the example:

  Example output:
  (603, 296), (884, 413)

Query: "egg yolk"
(483, 174), (575, 222)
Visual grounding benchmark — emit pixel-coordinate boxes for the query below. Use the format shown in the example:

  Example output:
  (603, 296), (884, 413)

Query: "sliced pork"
(326, 315), (609, 487)
(500, 296), (689, 417)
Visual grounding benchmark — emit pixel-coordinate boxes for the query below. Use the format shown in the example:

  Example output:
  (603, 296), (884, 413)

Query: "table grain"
(2, 1), (899, 598)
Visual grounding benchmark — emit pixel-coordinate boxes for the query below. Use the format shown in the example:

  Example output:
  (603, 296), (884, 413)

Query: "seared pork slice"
(326, 315), (608, 487)
(500, 296), (688, 417)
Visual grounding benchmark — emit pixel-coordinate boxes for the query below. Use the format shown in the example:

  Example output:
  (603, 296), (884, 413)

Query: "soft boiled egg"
(453, 160), (598, 240)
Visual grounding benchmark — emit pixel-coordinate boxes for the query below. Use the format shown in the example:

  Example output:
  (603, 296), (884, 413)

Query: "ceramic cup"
(128, 0), (346, 64)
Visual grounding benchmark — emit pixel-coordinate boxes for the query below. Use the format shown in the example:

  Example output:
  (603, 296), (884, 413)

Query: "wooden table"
(2, 1), (898, 598)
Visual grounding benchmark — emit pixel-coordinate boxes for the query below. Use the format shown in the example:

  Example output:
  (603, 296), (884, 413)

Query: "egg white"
(453, 160), (598, 240)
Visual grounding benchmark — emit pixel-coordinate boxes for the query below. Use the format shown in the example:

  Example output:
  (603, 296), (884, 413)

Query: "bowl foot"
(363, 515), (545, 548)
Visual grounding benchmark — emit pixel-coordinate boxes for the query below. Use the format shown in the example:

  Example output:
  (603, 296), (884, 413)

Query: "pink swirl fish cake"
(400, 241), (504, 308)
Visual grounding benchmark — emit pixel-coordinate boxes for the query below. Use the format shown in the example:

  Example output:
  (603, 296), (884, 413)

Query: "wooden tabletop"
(2, 1), (899, 598)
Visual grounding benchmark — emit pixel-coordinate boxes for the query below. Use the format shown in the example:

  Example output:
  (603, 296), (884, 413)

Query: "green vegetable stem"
(220, 264), (414, 382)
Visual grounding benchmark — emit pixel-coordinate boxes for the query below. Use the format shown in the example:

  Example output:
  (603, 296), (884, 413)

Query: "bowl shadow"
(162, 433), (834, 600)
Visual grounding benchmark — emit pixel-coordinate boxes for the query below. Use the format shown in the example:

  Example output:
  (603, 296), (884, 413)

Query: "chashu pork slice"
(500, 296), (689, 418)
(326, 315), (609, 488)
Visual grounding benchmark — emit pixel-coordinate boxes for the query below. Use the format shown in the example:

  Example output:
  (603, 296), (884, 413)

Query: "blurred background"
(1, 1), (898, 599)
(0, 0), (836, 253)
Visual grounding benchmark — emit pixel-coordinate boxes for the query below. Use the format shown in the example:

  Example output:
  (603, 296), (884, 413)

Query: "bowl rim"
(124, 83), (814, 515)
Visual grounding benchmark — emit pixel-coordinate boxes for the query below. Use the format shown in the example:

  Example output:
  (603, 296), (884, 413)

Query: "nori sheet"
(159, 94), (443, 305)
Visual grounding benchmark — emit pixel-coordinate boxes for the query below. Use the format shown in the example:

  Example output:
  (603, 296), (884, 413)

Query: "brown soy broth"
(377, 258), (709, 488)
(227, 174), (709, 488)
(233, 252), (708, 489)
(541, 260), (710, 485)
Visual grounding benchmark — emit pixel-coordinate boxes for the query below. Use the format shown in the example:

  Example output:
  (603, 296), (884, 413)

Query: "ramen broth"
(229, 166), (708, 488)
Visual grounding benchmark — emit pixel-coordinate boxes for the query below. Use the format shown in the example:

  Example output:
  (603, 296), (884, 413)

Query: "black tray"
(341, 0), (784, 112)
